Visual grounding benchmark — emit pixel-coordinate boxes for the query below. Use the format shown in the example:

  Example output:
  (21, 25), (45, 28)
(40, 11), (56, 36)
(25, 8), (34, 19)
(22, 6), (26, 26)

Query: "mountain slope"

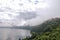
(23, 18), (60, 40)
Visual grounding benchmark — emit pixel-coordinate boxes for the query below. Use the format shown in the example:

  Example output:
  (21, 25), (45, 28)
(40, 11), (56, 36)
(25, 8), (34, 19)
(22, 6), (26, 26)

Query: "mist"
(0, 0), (60, 40)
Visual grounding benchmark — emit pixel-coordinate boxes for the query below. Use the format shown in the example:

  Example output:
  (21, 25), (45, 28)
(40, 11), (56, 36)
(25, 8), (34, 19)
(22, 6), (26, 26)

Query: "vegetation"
(23, 18), (60, 40)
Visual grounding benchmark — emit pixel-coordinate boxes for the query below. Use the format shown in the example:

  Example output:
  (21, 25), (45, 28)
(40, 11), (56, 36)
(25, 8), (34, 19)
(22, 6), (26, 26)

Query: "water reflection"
(0, 28), (31, 40)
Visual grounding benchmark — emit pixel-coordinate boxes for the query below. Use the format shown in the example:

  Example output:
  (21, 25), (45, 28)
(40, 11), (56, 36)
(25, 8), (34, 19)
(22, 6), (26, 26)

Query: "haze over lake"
(0, 0), (60, 40)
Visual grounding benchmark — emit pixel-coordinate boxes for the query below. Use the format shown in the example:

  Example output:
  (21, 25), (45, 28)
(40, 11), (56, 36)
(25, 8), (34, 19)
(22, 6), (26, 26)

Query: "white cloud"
(0, 0), (60, 40)
(0, 0), (53, 26)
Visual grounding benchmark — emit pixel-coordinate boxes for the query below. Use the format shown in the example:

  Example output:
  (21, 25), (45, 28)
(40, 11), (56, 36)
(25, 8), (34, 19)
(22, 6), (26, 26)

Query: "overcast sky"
(0, 0), (60, 26)
(0, 0), (60, 40)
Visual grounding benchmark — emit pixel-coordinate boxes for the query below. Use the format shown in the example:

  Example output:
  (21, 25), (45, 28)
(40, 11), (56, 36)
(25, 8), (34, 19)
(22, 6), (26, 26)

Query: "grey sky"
(0, 0), (60, 40)
(0, 0), (60, 26)
(27, 0), (60, 26)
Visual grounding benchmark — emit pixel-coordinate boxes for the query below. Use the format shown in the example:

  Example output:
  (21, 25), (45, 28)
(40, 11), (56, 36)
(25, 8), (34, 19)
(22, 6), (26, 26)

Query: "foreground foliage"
(23, 18), (60, 40)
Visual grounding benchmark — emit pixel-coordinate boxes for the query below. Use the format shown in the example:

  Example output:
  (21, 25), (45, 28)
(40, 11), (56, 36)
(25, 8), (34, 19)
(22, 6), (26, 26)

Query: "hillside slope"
(23, 18), (60, 40)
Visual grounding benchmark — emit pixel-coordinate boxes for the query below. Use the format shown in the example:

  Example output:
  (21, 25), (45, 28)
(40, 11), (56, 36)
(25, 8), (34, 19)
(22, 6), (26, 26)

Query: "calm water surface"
(0, 28), (31, 40)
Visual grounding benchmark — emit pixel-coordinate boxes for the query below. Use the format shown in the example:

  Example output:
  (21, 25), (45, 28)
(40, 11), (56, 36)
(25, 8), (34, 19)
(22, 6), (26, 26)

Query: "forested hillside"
(23, 18), (60, 40)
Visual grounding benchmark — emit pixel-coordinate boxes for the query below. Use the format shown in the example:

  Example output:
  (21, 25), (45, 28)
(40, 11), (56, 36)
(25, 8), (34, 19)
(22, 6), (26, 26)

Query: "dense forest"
(23, 18), (60, 40)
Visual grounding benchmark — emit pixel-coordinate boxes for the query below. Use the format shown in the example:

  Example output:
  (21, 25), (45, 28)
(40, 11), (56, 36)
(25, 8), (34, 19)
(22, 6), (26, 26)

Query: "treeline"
(23, 18), (60, 40)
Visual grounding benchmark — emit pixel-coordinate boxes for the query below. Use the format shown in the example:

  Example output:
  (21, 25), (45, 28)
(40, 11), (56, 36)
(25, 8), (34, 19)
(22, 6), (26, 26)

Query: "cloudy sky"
(0, 0), (60, 40)
(0, 0), (60, 26)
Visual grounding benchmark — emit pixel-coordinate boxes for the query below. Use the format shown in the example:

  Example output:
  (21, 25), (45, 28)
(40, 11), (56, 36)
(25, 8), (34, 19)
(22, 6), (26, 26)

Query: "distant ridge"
(0, 18), (60, 32)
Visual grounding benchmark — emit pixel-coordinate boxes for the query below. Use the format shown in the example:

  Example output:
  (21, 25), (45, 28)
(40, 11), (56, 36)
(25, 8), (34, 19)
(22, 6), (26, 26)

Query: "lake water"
(0, 28), (31, 40)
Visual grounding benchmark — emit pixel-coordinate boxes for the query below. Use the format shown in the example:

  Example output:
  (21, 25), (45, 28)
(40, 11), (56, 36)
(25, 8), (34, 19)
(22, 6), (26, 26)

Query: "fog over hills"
(0, 0), (60, 26)
(0, 0), (60, 40)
